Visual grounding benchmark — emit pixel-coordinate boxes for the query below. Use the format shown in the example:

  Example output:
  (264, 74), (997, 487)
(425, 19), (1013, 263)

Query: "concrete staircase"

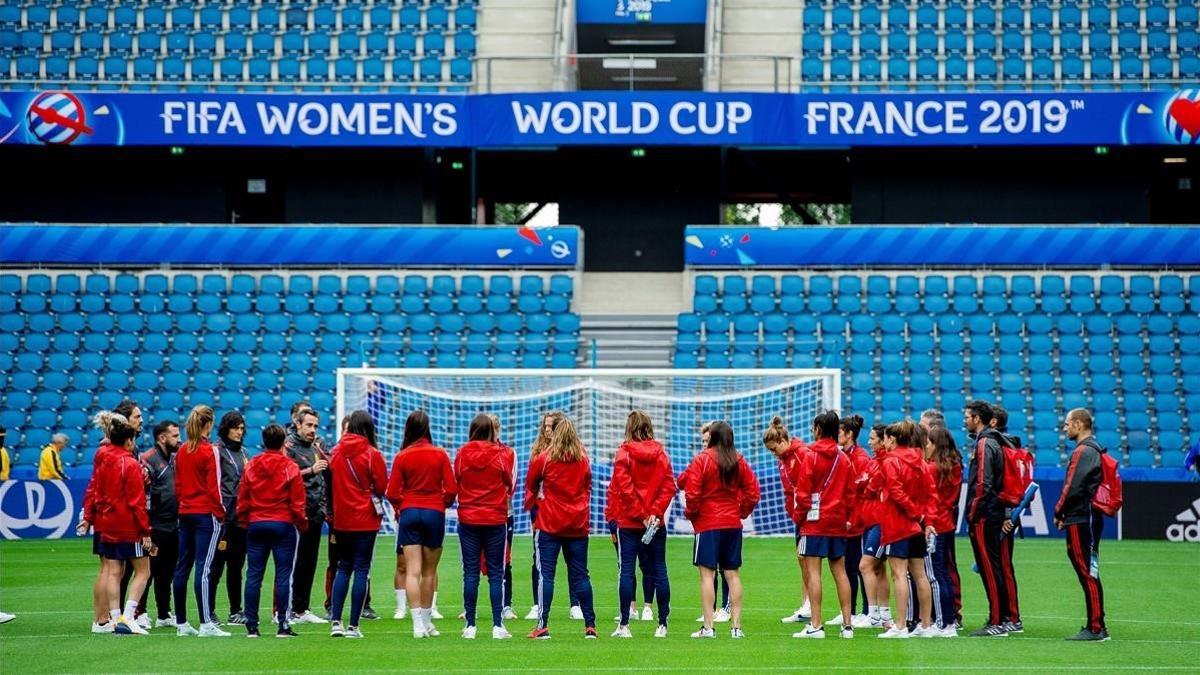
(476, 0), (562, 91)
(574, 272), (685, 368)
(717, 0), (802, 91)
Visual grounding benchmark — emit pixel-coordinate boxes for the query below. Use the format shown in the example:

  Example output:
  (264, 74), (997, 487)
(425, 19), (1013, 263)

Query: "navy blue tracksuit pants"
(926, 532), (957, 629)
(617, 527), (670, 626)
(535, 532), (595, 629)
(460, 522), (507, 628)
(243, 521), (298, 630)
(173, 514), (221, 626)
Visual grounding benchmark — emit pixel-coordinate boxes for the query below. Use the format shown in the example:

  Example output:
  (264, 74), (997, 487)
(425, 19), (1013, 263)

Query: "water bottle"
(1089, 550), (1100, 579)
(926, 532), (937, 555)
(641, 517), (659, 545)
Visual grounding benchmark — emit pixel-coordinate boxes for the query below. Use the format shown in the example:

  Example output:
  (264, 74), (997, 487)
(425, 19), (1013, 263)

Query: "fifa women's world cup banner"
(1, 90), (1199, 148)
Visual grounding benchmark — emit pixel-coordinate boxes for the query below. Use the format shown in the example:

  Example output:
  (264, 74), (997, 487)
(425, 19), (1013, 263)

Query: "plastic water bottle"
(641, 517), (659, 545)
(1089, 551), (1100, 579)
(926, 532), (937, 555)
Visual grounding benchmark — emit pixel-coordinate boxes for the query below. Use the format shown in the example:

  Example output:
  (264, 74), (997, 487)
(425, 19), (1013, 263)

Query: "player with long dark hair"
(837, 414), (872, 628)
(923, 426), (963, 637)
(858, 424), (892, 628)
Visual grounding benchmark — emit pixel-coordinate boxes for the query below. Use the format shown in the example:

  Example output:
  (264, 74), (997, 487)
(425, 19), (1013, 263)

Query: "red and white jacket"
(454, 440), (516, 527)
(681, 447), (760, 533)
(329, 433), (389, 532)
(924, 458), (962, 535)
(858, 449), (888, 530)
(776, 438), (807, 525)
(869, 445), (935, 545)
(236, 449), (308, 531)
(843, 444), (872, 536)
(386, 439), (458, 514)
(82, 443), (124, 534)
(790, 437), (852, 537)
(607, 439), (675, 529)
(85, 444), (151, 543)
(175, 439), (225, 519)
(525, 450), (591, 537)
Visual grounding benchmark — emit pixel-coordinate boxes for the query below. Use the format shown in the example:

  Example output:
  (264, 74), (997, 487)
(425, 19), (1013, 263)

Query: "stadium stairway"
(718, 0), (804, 91)
(575, 273), (684, 367)
(475, 0), (560, 91)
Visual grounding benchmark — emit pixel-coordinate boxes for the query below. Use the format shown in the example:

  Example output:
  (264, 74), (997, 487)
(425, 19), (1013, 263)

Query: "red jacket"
(82, 443), (123, 533)
(843, 445), (872, 536)
(175, 439), (225, 519)
(454, 440), (515, 527)
(386, 439), (457, 514)
(87, 444), (151, 543)
(791, 438), (852, 537)
(870, 446), (934, 545)
(328, 434), (389, 532)
(525, 451), (591, 537)
(859, 450), (887, 529)
(925, 458), (962, 535)
(608, 439), (675, 529)
(236, 449), (308, 531)
(776, 438), (806, 525)
(682, 447), (760, 533)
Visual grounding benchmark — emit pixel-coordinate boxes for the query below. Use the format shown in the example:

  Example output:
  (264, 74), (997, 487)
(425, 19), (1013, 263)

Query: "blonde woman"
(524, 412), (575, 621)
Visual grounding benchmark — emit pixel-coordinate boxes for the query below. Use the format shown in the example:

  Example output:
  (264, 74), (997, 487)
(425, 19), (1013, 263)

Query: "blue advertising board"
(3, 90), (1200, 148)
(0, 224), (581, 267)
(577, 0), (708, 24)
(684, 226), (1200, 267)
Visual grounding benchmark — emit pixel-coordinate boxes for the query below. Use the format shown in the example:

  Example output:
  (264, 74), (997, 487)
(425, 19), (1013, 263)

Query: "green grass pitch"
(1, 535), (1196, 673)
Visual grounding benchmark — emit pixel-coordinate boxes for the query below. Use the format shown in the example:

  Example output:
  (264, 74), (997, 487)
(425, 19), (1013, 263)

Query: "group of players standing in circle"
(78, 397), (1112, 641)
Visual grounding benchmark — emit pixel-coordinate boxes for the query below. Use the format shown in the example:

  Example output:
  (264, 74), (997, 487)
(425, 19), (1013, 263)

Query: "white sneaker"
(730, 627), (745, 639)
(912, 624), (938, 638)
(611, 625), (632, 638)
(525, 605), (540, 621)
(628, 604), (640, 620)
(938, 625), (959, 638)
(502, 606), (517, 621)
(691, 626), (715, 639)
(569, 605), (584, 621)
(426, 620), (441, 637)
(713, 608), (731, 623)
(793, 625), (825, 639)
(117, 616), (148, 636)
(851, 613), (874, 628)
(330, 621), (344, 637)
(430, 607), (444, 620)
(462, 625), (477, 639)
(0, 611), (15, 624)
(840, 626), (854, 639)
(393, 607), (407, 620)
(824, 615), (844, 626)
(92, 621), (115, 634)
(800, 600), (811, 616)
(492, 625), (513, 640)
(155, 616), (177, 629)
(343, 627), (363, 639)
(291, 611), (328, 625)
(781, 608), (810, 623)
(641, 606), (654, 622)
(878, 625), (910, 639)
(135, 614), (151, 631)
(198, 622), (231, 637)
(867, 615), (888, 628)
(654, 624), (668, 638)
(174, 622), (198, 636)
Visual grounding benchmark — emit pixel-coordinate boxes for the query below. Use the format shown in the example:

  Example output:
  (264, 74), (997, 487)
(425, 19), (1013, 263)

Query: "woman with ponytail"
(859, 424), (893, 628)
(523, 411), (577, 622)
(171, 405), (228, 637)
(923, 426), (963, 637)
(762, 415), (811, 624)
(838, 414), (872, 628)
(682, 421), (760, 639)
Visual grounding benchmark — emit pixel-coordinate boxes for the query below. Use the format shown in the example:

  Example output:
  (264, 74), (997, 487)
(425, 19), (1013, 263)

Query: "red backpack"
(1088, 440), (1123, 517)
(997, 439), (1035, 508)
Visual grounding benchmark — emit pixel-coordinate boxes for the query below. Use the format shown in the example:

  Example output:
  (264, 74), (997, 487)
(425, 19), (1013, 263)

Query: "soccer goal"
(336, 368), (841, 537)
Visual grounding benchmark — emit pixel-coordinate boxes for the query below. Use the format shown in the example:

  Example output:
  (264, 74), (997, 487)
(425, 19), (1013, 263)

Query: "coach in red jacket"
(608, 411), (675, 638)
(236, 423), (308, 638)
(454, 414), (516, 639)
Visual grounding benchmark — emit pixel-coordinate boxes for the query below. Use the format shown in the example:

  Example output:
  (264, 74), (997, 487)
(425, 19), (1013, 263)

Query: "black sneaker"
(969, 624), (1010, 637)
(1004, 621), (1024, 634)
(246, 626), (260, 638)
(277, 626), (299, 639)
(228, 611), (247, 625)
(360, 606), (379, 620)
(1066, 627), (1110, 641)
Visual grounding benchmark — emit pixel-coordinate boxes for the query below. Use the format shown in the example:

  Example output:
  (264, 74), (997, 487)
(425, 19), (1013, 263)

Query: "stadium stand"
(675, 270), (1200, 469)
(0, 0), (479, 92)
(0, 269), (581, 464)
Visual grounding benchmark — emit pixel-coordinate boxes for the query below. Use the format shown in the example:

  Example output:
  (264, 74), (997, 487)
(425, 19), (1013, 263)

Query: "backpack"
(1087, 439), (1123, 517)
(997, 438), (1035, 508)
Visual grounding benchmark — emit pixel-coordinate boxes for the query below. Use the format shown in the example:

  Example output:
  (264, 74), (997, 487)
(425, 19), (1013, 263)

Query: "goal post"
(336, 368), (841, 537)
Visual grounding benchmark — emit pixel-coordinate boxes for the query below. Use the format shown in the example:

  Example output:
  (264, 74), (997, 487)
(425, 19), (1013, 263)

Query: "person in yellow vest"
(0, 424), (10, 482)
(38, 433), (69, 480)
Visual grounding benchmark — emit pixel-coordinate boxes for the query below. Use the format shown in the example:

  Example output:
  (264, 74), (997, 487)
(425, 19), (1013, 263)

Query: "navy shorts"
(793, 522), (803, 546)
(97, 540), (147, 561)
(797, 534), (846, 559)
(397, 508), (446, 549)
(93, 532), (102, 556)
(863, 525), (886, 559)
(693, 528), (743, 570)
(882, 533), (928, 560)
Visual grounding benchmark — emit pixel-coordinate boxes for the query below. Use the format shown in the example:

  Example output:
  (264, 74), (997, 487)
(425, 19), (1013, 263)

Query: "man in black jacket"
(140, 420), (181, 627)
(1055, 409), (1109, 641)
(963, 400), (1011, 637)
(991, 405), (1024, 633)
(208, 412), (249, 624)
(285, 404), (330, 625)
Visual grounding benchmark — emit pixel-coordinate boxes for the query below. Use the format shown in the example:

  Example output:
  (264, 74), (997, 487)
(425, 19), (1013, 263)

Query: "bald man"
(1054, 409), (1109, 641)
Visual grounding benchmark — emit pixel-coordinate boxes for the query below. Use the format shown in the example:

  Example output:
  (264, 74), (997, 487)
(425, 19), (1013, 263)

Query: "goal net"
(337, 368), (841, 537)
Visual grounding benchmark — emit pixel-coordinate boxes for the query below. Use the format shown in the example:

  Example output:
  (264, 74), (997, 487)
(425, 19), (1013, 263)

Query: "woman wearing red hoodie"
(86, 411), (152, 636)
(525, 417), (596, 640)
(923, 426), (963, 637)
(761, 416), (810, 625)
(172, 405), (228, 637)
(790, 411), (854, 639)
(839, 414), (872, 627)
(858, 424), (892, 628)
(609, 411), (674, 639)
(454, 413), (516, 639)
(682, 421), (760, 639)
(872, 420), (936, 638)
(387, 410), (457, 638)
(236, 423), (308, 638)
(327, 411), (388, 638)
